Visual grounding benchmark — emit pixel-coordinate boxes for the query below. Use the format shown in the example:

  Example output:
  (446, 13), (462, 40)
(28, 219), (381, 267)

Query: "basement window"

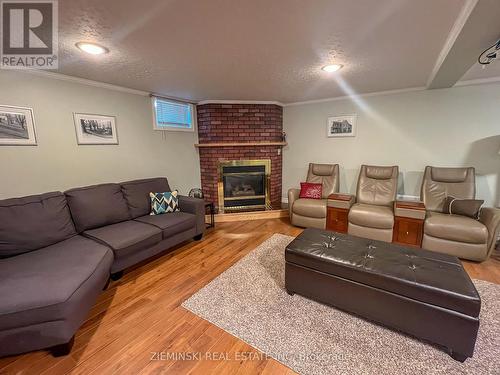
(152, 97), (195, 132)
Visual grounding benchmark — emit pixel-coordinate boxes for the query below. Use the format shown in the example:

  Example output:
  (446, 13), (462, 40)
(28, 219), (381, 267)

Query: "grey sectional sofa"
(0, 177), (205, 357)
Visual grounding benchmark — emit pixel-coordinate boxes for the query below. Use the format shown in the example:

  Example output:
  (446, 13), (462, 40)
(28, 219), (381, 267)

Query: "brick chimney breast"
(197, 103), (283, 211)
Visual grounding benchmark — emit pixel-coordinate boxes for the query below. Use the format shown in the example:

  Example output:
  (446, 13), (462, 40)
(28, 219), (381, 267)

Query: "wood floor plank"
(259, 359), (291, 375)
(1, 218), (497, 375)
(186, 329), (241, 375)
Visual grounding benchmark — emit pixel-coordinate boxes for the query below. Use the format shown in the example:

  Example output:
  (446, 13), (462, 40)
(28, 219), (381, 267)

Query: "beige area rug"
(182, 234), (500, 375)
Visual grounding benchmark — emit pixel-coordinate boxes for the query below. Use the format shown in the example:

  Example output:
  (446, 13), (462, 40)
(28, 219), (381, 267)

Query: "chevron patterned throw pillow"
(150, 191), (179, 215)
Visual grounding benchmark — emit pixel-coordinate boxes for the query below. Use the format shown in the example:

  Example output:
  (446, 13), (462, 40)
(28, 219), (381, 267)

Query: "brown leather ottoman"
(285, 228), (481, 362)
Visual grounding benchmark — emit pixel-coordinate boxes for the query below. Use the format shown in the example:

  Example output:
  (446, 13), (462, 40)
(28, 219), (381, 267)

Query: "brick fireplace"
(196, 103), (283, 212)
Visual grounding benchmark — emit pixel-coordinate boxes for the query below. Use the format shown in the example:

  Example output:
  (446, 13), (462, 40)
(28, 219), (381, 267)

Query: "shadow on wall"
(397, 173), (404, 196)
(343, 168), (358, 194)
(403, 171), (424, 197)
(464, 135), (500, 207)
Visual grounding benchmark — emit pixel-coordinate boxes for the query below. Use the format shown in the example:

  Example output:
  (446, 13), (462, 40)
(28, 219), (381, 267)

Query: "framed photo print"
(327, 114), (357, 137)
(0, 105), (37, 145)
(74, 113), (118, 145)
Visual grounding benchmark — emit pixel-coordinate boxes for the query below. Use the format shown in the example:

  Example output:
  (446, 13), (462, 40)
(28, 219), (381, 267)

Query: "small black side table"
(205, 202), (215, 228)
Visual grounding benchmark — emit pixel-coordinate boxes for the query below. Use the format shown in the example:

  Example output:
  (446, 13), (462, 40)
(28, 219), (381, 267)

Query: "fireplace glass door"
(218, 160), (271, 212)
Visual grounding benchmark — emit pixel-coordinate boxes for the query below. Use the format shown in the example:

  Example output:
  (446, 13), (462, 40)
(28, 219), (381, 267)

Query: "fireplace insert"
(218, 159), (271, 213)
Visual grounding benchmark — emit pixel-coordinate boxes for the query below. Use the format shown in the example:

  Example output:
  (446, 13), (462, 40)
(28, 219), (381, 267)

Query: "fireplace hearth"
(218, 159), (271, 213)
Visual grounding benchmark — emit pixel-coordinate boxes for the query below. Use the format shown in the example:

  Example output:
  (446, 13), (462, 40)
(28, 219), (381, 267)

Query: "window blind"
(153, 97), (193, 130)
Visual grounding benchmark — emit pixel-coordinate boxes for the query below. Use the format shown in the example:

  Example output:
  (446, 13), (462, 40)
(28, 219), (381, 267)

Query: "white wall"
(0, 71), (201, 199)
(283, 83), (500, 207)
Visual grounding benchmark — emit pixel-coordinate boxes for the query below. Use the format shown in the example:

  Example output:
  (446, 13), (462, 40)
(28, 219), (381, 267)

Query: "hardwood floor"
(0, 218), (498, 374)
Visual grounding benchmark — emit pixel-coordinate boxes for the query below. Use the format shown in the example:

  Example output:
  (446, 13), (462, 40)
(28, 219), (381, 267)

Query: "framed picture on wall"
(0, 105), (37, 145)
(327, 114), (357, 137)
(73, 113), (118, 145)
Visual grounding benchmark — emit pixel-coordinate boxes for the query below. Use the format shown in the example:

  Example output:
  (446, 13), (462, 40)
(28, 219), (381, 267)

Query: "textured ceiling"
(461, 61), (500, 82)
(56, 0), (487, 103)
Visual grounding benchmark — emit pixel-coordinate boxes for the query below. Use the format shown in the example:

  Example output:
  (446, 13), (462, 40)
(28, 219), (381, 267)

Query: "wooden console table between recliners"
(327, 195), (426, 247)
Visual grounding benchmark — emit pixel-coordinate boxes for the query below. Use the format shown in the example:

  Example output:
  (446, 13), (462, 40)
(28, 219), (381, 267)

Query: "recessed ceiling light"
(322, 64), (343, 73)
(76, 42), (109, 55)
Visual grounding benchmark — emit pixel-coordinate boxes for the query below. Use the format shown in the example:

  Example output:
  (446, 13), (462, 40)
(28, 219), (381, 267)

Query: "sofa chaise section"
(0, 236), (113, 357)
(0, 192), (113, 357)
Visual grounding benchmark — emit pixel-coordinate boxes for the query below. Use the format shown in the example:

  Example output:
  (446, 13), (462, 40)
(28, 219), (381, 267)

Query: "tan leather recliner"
(288, 163), (339, 229)
(421, 166), (500, 261)
(348, 165), (399, 242)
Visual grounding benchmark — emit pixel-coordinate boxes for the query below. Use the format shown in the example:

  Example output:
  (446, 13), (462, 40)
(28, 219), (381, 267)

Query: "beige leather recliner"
(348, 165), (399, 242)
(288, 163), (339, 229)
(421, 166), (500, 261)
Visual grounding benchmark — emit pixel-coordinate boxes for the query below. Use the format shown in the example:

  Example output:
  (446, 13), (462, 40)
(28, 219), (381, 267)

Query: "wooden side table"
(326, 193), (354, 233)
(392, 201), (426, 247)
(205, 202), (215, 228)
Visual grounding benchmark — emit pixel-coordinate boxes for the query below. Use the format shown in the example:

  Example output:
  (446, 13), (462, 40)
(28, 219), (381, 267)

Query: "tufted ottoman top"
(286, 228), (481, 317)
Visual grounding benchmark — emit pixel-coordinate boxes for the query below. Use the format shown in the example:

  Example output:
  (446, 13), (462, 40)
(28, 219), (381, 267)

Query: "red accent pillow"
(299, 182), (323, 199)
